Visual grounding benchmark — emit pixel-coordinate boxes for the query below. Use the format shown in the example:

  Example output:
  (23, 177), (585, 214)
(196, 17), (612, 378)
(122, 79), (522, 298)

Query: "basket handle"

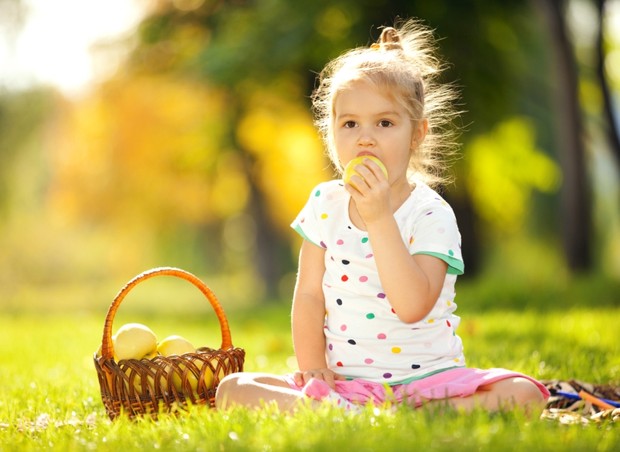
(100, 267), (233, 360)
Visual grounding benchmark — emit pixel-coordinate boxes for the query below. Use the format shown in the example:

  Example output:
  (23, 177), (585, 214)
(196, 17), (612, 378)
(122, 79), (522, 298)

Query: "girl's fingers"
(296, 368), (344, 389)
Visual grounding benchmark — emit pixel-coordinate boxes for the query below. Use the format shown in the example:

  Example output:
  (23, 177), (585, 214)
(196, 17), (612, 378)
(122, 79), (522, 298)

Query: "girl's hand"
(292, 368), (346, 390)
(345, 158), (392, 223)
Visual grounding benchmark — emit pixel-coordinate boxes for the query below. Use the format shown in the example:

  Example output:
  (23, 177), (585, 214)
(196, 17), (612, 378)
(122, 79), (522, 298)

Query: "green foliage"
(1, 0), (617, 293)
(0, 88), (53, 216)
(465, 117), (561, 232)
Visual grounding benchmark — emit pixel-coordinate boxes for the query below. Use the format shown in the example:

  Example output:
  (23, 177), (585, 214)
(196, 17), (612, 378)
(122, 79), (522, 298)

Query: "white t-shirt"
(291, 179), (466, 384)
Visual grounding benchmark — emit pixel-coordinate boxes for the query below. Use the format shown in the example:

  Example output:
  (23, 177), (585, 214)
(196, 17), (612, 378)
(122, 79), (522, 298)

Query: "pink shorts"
(287, 367), (550, 406)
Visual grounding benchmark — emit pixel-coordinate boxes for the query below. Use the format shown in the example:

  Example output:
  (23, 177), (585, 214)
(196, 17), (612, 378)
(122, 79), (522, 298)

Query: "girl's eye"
(343, 120), (357, 128)
(378, 120), (393, 127)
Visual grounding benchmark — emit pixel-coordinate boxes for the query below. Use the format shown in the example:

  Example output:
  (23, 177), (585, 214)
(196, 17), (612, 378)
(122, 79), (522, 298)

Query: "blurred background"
(0, 0), (618, 312)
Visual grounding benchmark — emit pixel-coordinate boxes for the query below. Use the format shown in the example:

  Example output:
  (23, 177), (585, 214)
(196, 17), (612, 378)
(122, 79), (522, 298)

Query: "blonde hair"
(311, 19), (460, 188)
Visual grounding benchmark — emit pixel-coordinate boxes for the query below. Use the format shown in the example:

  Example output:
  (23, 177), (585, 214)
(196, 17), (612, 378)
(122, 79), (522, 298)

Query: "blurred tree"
(0, 0), (30, 214)
(595, 0), (620, 166)
(39, 0), (616, 297)
(0, 90), (52, 216)
(123, 0), (558, 285)
(534, 0), (591, 271)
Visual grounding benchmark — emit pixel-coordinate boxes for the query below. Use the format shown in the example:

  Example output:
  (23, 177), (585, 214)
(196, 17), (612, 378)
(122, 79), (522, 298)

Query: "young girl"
(215, 19), (549, 413)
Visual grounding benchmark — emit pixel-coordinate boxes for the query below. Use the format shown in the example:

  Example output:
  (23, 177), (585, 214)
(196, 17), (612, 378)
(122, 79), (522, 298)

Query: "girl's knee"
(480, 377), (546, 412)
(215, 372), (244, 409)
(215, 372), (293, 410)
(511, 377), (545, 404)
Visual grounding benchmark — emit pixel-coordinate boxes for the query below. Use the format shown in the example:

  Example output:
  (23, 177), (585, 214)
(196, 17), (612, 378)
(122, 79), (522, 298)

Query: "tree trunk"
(595, 0), (620, 168)
(533, 0), (591, 271)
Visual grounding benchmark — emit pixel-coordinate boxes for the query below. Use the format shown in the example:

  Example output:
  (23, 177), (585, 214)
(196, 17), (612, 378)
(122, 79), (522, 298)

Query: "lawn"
(0, 273), (618, 451)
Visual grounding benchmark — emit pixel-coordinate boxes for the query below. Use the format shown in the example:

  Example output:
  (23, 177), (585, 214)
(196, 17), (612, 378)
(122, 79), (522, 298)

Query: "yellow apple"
(170, 361), (202, 397)
(112, 323), (158, 361)
(343, 155), (388, 189)
(171, 357), (220, 397)
(203, 365), (214, 389)
(143, 350), (159, 360)
(123, 366), (144, 394)
(157, 335), (196, 356)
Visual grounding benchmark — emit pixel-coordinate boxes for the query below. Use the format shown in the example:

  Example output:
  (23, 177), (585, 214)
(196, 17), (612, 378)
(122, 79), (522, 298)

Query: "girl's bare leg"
(215, 372), (311, 412)
(424, 377), (546, 414)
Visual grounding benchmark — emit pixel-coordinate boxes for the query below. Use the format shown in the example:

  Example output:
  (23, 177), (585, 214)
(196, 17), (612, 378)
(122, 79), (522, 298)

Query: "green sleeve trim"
(414, 251), (464, 275)
(292, 224), (319, 247)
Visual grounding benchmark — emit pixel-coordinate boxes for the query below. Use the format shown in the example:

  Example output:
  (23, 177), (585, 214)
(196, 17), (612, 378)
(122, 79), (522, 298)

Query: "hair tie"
(371, 27), (402, 52)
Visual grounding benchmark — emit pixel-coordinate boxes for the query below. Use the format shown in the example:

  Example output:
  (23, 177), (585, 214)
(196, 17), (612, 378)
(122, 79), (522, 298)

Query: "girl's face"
(332, 80), (426, 187)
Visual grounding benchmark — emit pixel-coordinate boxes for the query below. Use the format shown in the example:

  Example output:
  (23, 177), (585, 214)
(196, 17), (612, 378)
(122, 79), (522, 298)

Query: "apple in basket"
(156, 335), (201, 395)
(157, 335), (196, 356)
(112, 323), (158, 361)
(343, 154), (388, 189)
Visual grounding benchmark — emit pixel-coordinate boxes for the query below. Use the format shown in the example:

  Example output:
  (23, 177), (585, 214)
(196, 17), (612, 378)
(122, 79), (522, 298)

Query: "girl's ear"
(411, 119), (428, 149)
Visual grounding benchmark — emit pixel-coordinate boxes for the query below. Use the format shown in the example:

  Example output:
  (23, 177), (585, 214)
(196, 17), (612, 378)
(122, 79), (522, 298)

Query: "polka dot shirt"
(291, 179), (466, 384)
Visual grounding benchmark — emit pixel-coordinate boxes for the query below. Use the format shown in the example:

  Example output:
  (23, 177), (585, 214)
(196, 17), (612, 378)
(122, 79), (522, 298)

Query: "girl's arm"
(347, 162), (448, 324)
(366, 216), (447, 323)
(291, 240), (344, 388)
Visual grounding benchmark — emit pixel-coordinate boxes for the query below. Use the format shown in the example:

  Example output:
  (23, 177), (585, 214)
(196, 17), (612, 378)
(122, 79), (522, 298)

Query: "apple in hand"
(343, 154), (388, 189)
(112, 323), (158, 361)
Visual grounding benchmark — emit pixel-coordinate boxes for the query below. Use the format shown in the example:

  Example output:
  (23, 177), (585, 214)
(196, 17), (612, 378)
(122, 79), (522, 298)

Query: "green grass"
(0, 275), (618, 451)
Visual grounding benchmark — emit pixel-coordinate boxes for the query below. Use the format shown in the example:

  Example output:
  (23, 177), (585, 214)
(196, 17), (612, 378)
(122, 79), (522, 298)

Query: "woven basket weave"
(93, 267), (245, 420)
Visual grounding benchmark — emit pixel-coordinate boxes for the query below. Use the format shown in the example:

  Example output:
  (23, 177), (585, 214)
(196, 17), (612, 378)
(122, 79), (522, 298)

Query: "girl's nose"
(357, 131), (376, 146)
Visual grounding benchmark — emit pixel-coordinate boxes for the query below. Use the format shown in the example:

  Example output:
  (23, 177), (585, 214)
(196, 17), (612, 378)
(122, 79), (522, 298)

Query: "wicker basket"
(93, 267), (245, 420)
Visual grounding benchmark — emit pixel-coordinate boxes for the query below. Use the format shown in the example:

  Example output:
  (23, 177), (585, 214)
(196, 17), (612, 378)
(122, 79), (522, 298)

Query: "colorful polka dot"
(359, 276), (368, 282)
(448, 249), (454, 256)
(348, 339), (356, 345)
(340, 324), (347, 331)
(411, 364), (421, 369)
(336, 298), (343, 305)
(446, 320), (452, 327)
(336, 362), (343, 367)
(366, 313), (375, 319)
(328, 344), (333, 350)
(342, 259), (350, 265)
(364, 358), (374, 364)
(427, 318), (435, 324)
(320, 241), (327, 248)
(365, 253), (374, 259)
(391, 347), (402, 354)
(383, 372), (393, 379)
(314, 190), (321, 197)
(320, 213), (328, 219)
(341, 275), (348, 282)
(361, 237), (369, 244)
(377, 333), (387, 340)
(336, 239), (344, 245)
